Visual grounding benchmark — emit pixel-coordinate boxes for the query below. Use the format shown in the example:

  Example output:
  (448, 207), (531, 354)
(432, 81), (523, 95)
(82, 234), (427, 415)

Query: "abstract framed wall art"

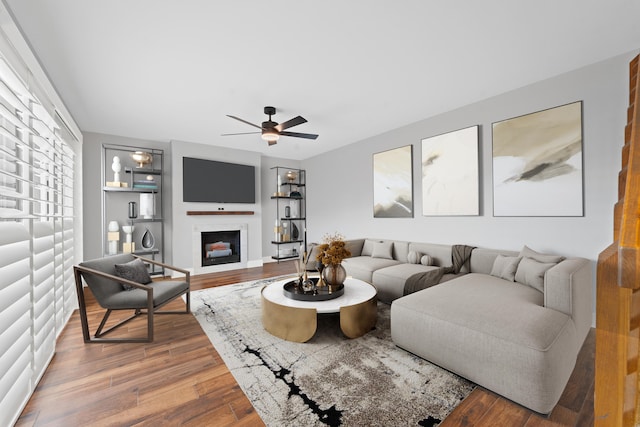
(421, 125), (479, 216)
(373, 145), (413, 218)
(492, 101), (583, 217)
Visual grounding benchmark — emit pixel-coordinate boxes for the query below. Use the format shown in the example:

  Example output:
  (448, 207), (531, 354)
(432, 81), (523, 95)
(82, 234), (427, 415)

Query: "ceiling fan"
(223, 106), (319, 146)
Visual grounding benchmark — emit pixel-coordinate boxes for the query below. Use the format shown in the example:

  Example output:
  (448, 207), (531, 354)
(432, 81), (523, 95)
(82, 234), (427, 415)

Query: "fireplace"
(192, 223), (248, 274)
(201, 230), (240, 266)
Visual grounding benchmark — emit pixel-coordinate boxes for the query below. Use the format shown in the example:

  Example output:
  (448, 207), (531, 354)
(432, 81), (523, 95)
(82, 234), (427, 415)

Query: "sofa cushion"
(342, 256), (400, 283)
(407, 250), (422, 264)
(520, 245), (565, 264)
(371, 241), (394, 259)
(420, 255), (433, 266)
(361, 239), (377, 256)
(114, 258), (152, 290)
(344, 239), (365, 257)
(371, 263), (442, 303)
(489, 255), (522, 282)
(407, 242), (452, 267)
(515, 257), (557, 292)
(469, 247), (519, 274)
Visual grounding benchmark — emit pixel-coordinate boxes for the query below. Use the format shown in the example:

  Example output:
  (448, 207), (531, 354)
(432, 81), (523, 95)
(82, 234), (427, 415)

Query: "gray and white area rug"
(191, 278), (475, 427)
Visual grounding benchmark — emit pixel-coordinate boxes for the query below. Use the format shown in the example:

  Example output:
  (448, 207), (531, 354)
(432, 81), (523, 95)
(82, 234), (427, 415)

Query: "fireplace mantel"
(186, 211), (254, 216)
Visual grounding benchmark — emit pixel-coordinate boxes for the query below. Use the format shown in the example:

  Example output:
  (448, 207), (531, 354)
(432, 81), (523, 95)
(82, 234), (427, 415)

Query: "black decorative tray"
(283, 278), (344, 301)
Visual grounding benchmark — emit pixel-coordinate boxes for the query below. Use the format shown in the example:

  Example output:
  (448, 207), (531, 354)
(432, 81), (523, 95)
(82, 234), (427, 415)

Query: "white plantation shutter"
(62, 218), (76, 330)
(0, 27), (79, 425)
(32, 221), (56, 376)
(0, 223), (32, 427)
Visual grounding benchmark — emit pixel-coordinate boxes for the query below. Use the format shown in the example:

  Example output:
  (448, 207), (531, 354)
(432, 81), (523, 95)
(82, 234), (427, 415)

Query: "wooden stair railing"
(596, 54), (640, 426)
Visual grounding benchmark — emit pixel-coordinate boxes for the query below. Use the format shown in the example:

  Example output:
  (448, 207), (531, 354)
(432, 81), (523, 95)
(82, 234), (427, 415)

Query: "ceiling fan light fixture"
(261, 129), (279, 142)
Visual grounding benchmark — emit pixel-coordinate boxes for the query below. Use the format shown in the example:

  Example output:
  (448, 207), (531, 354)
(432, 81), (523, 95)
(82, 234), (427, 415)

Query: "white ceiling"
(5, 1), (640, 160)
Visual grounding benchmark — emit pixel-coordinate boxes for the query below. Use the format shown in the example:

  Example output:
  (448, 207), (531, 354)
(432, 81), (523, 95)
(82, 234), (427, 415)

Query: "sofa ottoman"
(391, 267), (588, 414)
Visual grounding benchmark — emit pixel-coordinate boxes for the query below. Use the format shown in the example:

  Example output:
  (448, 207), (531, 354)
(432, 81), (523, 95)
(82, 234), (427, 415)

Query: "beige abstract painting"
(373, 145), (413, 218)
(421, 125), (479, 216)
(492, 101), (583, 216)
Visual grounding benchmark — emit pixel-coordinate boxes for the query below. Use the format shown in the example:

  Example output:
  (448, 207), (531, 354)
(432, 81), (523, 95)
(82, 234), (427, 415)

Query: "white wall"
(170, 140), (263, 271)
(302, 50), (638, 266)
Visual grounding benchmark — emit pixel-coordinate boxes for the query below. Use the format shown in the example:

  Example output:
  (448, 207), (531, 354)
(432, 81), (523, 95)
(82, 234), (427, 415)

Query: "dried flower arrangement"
(316, 232), (351, 265)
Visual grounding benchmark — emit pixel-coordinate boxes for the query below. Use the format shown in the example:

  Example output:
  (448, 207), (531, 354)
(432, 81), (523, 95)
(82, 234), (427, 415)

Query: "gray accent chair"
(74, 254), (191, 343)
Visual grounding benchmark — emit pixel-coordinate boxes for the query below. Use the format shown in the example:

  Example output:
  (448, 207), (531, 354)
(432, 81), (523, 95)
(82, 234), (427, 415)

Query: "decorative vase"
(131, 151), (152, 168)
(322, 263), (346, 287)
(286, 170), (297, 182)
(291, 222), (299, 240)
(128, 201), (137, 219)
(141, 228), (155, 249)
(289, 200), (299, 218)
(140, 193), (154, 219)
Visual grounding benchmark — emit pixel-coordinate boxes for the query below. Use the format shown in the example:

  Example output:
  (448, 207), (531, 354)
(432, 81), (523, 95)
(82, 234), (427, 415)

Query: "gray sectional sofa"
(338, 238), (592, 414)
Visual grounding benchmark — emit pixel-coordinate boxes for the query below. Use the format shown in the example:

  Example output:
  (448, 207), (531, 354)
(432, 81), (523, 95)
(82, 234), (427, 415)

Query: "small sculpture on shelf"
(107, 221), (119, 255)
(112, 156), (121, 182)
(289, 188), (302, 198)
(141, 228), (155, 249)
(122, 225), (135, 253)
(106, 156), (127, 187)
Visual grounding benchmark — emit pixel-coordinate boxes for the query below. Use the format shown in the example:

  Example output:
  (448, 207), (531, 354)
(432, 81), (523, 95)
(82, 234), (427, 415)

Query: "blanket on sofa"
(403, 244), (476, 295)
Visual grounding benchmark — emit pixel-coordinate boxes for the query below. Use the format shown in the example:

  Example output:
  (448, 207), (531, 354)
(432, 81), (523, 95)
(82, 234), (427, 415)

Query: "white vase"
(140, 193), (155, 219)
(289, 200), (299, 218)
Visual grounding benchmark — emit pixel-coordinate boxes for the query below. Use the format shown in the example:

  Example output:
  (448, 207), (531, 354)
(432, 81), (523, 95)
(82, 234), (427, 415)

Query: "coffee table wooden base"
(261, 279), (378, 343)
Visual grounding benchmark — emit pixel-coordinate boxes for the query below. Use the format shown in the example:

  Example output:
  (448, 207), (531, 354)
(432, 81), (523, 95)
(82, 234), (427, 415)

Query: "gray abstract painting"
(492, 101), (583, 216)
(421, 126), (479, 216)
(373, 145), (413, 218)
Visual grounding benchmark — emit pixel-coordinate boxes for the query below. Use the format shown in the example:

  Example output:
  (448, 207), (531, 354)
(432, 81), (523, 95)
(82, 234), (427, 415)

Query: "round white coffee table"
(261, 277), (378, 342)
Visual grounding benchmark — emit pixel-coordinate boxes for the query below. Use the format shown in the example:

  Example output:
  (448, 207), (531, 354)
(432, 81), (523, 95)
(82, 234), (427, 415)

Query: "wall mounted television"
(183, 157), (256, 203)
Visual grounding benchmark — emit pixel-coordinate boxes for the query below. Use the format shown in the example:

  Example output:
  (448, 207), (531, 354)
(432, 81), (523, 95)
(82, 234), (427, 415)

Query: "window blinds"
(0, 52), (77, 427)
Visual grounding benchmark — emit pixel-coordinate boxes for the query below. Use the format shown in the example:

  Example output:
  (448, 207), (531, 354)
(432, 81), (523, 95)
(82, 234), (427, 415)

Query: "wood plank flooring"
(16, 261), (594, 426)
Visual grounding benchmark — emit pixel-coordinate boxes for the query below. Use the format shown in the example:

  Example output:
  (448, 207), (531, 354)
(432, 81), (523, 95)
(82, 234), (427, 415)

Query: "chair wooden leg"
(95, 309), (113, 337)
(74, 267), (92, 343)
(148, 308), (154, 342)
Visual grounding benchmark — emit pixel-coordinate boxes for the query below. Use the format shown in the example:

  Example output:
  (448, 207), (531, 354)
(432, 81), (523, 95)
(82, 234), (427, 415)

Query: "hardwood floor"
(16, 261), (594, 426)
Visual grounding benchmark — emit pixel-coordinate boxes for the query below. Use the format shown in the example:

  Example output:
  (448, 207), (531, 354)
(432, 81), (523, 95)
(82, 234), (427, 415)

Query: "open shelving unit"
(271, 166), (306, 262)
(102, 144), (164, 275)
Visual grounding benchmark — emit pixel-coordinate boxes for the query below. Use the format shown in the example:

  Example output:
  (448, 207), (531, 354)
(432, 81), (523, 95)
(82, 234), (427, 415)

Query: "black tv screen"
(183, 157), (256, 203)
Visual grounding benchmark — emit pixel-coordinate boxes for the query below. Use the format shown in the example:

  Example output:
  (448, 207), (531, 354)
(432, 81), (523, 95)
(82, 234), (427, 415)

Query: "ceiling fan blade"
(280, 131), (319, 140)
(221, 131), (261, 136)
(226, 115), (264, 130)
(275, 116), (307, 132)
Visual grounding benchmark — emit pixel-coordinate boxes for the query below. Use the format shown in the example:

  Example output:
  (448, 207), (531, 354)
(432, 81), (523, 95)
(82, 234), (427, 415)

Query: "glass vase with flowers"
(316, 232), (351, 287)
